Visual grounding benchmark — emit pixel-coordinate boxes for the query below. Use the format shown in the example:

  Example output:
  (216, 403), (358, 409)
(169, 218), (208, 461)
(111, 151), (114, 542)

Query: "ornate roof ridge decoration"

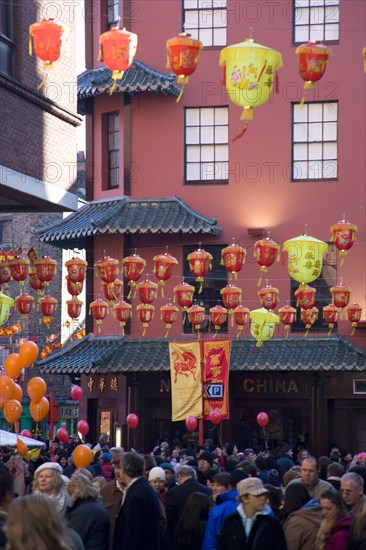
(37, 334), (366, 375)
(32, 195), (222, 248)
(77, 60), (181, 112)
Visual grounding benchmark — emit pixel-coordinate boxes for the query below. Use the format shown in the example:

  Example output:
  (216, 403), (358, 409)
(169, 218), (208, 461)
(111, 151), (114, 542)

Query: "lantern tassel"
(275, 72), (279, 94)
(165, 328), (170, 338)
(109, 79), (118, 95)
(257, 274), (263, 287)
(176, 86), (184, 103)
(327, 326), (333, 336)
(232, 122), (249, 142)
(98, 45), (104, 62)
(29, 37), (33, 56)
(305, 326), (310, 336)
(350, 326), (356, 336)
(120, 324), (125, 336)
(37, 73), (49, 90)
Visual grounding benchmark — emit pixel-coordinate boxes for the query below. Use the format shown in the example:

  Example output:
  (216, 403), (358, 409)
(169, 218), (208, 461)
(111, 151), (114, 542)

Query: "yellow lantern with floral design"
(283, 234), (328, 286)
(250, 307), (279, 347)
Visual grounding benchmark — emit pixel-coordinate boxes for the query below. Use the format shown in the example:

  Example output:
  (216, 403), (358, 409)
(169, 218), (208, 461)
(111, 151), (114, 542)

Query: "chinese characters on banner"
(203, 339), (230, 420)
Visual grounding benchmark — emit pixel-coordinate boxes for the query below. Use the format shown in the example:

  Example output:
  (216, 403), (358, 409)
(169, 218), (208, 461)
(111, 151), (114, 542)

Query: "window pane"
(184, 0), (197, 8)
(201, 108), (214, 125)
(323, 160), (337, 178)
(213, 27), (226, 45)
(215, 144), (228, 161)
(325, 5), (339, 22)
(187, 146), (200, 162)
(295, 26), (309, 42)
(186, 126), (200, 144)
(213, 8), (226, 26)
(201, 162), (216, 180)
(199, 10), (213, 28)
(199, 28), (213, 45)
(296, 8), (310, 24)
(186, 109), (200, 126)
(201, 144), (215, 161)
(324, 142), (337, 159)
(187, 163), (200, 180)
(325, 24), (339, 41)
(201, 126), (214, 143)
(310, 6), (325, 24)
(308, 143), (323, 160)
(294, 143), (308, 161)
(185, 10), (199, 26)
(215, 108), (228, 125)
(294, 123), (308, 142)
(110, 151), (119, 167)
(308, 122), (323, 141)
(323, 122), (337, 140)
(215, 125), (228, 143)
(293, 161), (308, 179)
(296, 0), (309, 7)
(323, 103), (337, 121)
(309, 25), (324, 41)
(293, 106), (308, 123)
(110, 168), (119, 187)
(308, 161), (322, 179)
(309, 103), (323, 121)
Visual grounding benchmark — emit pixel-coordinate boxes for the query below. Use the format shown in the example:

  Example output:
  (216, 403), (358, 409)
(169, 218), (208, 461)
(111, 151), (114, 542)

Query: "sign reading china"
(203, 339), (230, 420)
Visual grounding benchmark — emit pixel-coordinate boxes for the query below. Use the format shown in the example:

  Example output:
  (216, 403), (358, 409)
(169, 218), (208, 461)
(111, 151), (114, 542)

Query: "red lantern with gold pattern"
(89, 299), (108, 335)
(66, 298), (83, 320)
(160, 303), (179, 337)
(137, 304), (155, 336)
(209, 305), (227, 334)
(347, 303), (362, 336)
(65, 257), (88, 283)
(29, 269), (45, 295)
(220, 284), (242, 326)
(15, 293), (34, 317)
(187, 247), (212, 293)
(254, 237), (280, 285)
(122, 253), (146, 298)
(153, 251), (178, 296)
(166, 33), (202, 100)
(137, 278), (158, 305)
(300, 307), (318, 336)
(296, 41), (332, 92)
(8, 257), (30, 286)
(29, 19), (63, 66)
(258, 284), (279, 311)
(39, 295), (57, 317)
(174, 281), (195, 310)
(323, 304), (339, 335)
(295, 285), (316, 310)
(330, 216), (357, 265)
(98, 27), (138, 93)
(221, 243), (246, 279)
(233, 304), (250, 337)
(95, 256), (119, 284)
(66, 276), (84, 297)
(0, 259), (11, 285)
(187, 304), (206, 332)
(102, 279), (123, 303)
(331, 283), (351, 317)
(279, 305), (297, 337)
(33, 256), (57, 285)
(113, 301), (132, 335)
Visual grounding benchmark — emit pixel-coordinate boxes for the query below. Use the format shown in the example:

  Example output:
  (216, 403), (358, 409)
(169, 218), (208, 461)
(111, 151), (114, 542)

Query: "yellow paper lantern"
(0, 292), (14, 326)
(282, 234), (328, 286)
(219, 39), (282, 138)
(250, 307), (279, 347)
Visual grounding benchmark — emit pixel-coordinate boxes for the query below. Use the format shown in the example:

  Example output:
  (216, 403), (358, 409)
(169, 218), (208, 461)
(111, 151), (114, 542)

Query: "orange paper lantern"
(89, 299), (108, 335)
(323, 304), (339, 335)
(166, 32), (202, 101)
(153, 251), (178, 295)
(137, 278), (158, 304)
(187, 304), (206, 332)
(98, 27), (138, 93)
(330, 216), (357, 265)
(258, 284), (279, 311)
(209, 305), (227, 335)
(300, 307), (319, 336)
(94, 256), (119, 284)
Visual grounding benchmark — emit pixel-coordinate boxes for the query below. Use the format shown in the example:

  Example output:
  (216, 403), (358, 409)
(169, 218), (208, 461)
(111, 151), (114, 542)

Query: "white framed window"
(107, 0), (119, 28)
(292, 102), (338, 181)
(183, 0), (227, 47)
(293, 0), (340, 44)
(185, 107), (228, 184)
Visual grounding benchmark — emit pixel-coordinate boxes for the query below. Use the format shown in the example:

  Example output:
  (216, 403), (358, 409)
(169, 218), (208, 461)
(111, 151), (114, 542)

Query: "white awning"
(0, 429), (46, 448)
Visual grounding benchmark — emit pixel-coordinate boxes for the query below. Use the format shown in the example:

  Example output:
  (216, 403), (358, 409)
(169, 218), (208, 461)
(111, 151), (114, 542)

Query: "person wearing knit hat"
(33, 462), (70, 514)
(267, 468), (281, 487)
(148, 466), (166, 482)
(148, 466), (167, 507)
(100, 452), (114, 481)
(198, 451), (219, 487)
(160, 462), (177, 489)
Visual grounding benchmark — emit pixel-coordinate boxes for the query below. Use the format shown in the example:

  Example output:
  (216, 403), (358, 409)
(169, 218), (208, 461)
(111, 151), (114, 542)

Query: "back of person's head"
(6, 494), (73, 550)
(0, 464), (14, 504)
(67, 473), (99, 501)
(319, 456), (331, 469)
(264, 484), (283, 512)
(280, 481), (311, 520)
(327, 462), (345, 478)
(175, 465), (196, 480)
(143, 454), (157, 473)
(175, 491), (210, 547)
(72, 467), (93, 481)
(120, 452), (144, 478)
(237, 460), (257, 477)
(229, 469), (248, 488)
(254, 456), (267, 470)
(224, 457), (239, 473)
(212, 472), (230, 490)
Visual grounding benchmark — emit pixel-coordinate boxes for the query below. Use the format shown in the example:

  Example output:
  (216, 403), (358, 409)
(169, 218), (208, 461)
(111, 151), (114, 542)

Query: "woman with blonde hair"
(33, 462), (70, 514)
(4, 494), (83, 550)
(316, 489), (352, 549)
(66, 473), (109, 550)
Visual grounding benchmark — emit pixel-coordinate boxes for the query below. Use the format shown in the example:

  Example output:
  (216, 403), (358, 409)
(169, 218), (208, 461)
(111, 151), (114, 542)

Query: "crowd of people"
(1, 434), (366, 549)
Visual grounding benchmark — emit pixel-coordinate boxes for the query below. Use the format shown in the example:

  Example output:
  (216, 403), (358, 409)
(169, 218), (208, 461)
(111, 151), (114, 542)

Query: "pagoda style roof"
(33, 196), (222, 249)
(38, 334), (366, 375)
(77, 61), (180, 113)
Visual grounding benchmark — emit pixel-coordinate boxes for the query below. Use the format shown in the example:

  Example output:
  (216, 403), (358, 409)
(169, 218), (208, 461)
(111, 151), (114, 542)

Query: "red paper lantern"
(8, 257), (30, 286)
(71, 385), (83, 401)
(330, 216), (357, 265)
(29, 19), (63, 65)
(29, 269), (46, 295)
(122, 253), (146, 298)
(173, 281), (195, 312)
(296, 41), (332, 92)
(0, 260), (11, 285)
(209, 409), (222, 426)
(323, 303), (339, 335)
(220, 284), (242, 326)
(99, 27), (138, 93)
(331, 283), (351, 317)
(15, 293), (34, 317)
(65, 257), (88, 283)
(39, 295), (57, 317)
(137, 304), (155, 336)
(347, 303), (362, 335)
(209, 305), (227, 333)
(56, 427), (69, 444)
(33, 256), (57, 285)
(278, 305), (297, 337)
(77, 419), (89, 436)
(254, 237), (280, 285)
(66, 276), (84, 297)
(301, 307), (319, 336)
(89, 299), (108, 334)
(257, 411), (269, 428)
(233, 304), (250, 337)
(185, 415), (198, 432)
(113, 301), (132, 335)
(126, 413), (139, 429)
(258, 284), (279, 311)
(136, 278), (158, 305)
(166, 33), (202, 100)
(66, 298), (83, 320)
(187, 304), (206, 331)
(294, 285), (316, 310)
(102, 279), (123, 303)
(160, 303), (179, 337)
(221, 243), (246, 279)
(153, 251), (178, 295)
(187, 247), (213, 293)
(94, 256), (119, 284)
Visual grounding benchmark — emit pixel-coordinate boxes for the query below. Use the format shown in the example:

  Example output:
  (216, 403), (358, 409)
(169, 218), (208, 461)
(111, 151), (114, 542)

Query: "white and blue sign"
(204, 384), (223, 399)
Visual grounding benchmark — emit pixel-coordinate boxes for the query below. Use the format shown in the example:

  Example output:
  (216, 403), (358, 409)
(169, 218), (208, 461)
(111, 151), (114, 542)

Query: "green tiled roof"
(33, 196), (222, 249)
(38, 334), (366, 375)
(77, 61), (180, 114)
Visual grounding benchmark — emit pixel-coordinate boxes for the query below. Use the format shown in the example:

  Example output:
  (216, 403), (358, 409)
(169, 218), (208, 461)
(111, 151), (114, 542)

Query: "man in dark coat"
(217, 477), (287, 550)
(101, 451), (126, 550)
(112, 452), (160, 550)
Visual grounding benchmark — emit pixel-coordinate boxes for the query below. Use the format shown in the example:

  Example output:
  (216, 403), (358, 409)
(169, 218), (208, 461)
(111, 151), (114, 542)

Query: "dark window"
(293, 0), (340, 45)
(108, 112), (120, 189)
(107, 0), (119, 28)
(0, 0), (15, 77)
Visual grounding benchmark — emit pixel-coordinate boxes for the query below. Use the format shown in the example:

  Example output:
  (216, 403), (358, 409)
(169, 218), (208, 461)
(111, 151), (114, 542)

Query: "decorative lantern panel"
(98, 27), (138, 92)
(160, 303), (179, 337)
(166, 32), (202, 100)
(187, 247), (213, 293)
(29, 19), (63, 65)
(0, 260), (11, 285)
(102, 279), (123, 303)
(331, 283), (351, 314)
(296, 41), (332, 90)
(221, 243), (246, 279)
(258, 284), (279, 311)
(347, 303), (362, 335)
(283, 234), (328, 285)
(220, 284), (242, 310)
(114, 301), (132, 335)
(137, 304), (155, 336)
(29, 270), (46, 295)
(233, 305), (250, 337)
(90, 299), (108, 334)
(254, 237), (280, 284)
(94, 256), (119, 284)
(330, 216), (357, 265)
(66, 298), (83, 320)
(66, 276), (84, 297)
(122, 253), (146, 297)
(279, 305), (297, 337)
(294, 285), (316, 310)
(15, 293), (34, 317)
(210, 305), (227, 334)
(300, 307), (319, 335)
(34, 256), (57, 285)
(137, 278), (158, 304)
(153, 251), (178, 295)
(8, 257), (30, 285)
(174, 282), (195, 310)
(39, 295), (57, 317)
(323, 303), (339, 335)
(250, 308), (279, 347)
(187, 305), (206, 331)
(65, 257), (88, 283)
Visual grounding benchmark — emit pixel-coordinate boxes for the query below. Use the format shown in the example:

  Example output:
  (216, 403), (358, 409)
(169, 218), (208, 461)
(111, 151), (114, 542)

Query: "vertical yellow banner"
(169, 341), (202, 421)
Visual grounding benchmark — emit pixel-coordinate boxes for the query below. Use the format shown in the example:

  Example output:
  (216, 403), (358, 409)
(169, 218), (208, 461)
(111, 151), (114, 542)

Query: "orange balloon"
(19, 340), (39, 368)
(29, 397), (49, 422)
(27, 377), (47, 402)
(73, 444), (93, 468)
(4, 353), (23, 379)
(0, 375), (15, 406)
(13, 383), (23, 402)
(17, 437), (28, 457)
(3, 399), (23, 423)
